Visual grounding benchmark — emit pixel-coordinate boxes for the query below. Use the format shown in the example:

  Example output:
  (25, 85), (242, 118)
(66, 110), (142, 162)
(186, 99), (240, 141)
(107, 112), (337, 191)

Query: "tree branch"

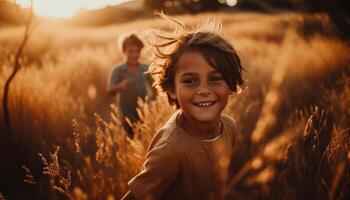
(2, 0), (34, 142)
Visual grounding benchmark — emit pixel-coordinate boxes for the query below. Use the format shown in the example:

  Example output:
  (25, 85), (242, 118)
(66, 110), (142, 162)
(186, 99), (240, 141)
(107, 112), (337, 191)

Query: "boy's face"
(123, 45), (141, 65)
(169, 51), (232, 123)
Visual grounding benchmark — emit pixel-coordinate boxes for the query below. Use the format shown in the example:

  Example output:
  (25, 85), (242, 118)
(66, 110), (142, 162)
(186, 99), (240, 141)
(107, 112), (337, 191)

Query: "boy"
(108, 34), (153, 138)
(122, 16), (245, 200)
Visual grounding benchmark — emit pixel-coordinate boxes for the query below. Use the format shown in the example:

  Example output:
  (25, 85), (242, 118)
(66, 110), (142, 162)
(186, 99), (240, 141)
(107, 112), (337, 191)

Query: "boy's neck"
(177, 112), (222, 140)
(126, 61), (139, 74)
(126, 61), (139, 69)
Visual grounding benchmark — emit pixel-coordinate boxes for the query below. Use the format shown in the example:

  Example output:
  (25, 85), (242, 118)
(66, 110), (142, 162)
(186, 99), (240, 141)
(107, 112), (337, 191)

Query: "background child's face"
(123, 45), (141, 65)
(169, 51), (232, 123)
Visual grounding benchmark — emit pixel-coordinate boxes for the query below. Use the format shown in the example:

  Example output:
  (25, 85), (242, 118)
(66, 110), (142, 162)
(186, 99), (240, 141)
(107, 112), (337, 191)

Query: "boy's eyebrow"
(180, 72), (196, 77)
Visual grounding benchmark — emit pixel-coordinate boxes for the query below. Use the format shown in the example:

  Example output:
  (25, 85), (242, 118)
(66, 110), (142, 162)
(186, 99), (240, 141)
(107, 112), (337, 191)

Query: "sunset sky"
(16, 0), (131, 18)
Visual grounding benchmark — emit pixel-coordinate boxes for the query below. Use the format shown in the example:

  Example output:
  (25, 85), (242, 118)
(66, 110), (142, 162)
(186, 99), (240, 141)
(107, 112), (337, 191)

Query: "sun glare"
(16, 0), (128, 19)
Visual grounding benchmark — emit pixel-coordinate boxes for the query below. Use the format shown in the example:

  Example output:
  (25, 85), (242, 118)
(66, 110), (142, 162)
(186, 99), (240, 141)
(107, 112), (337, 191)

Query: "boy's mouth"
(193, 101), (216, 107)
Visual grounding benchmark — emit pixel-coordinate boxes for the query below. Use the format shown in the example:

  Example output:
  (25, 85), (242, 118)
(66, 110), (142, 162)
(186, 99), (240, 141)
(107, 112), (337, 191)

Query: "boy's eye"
(181, 78), (197, 85)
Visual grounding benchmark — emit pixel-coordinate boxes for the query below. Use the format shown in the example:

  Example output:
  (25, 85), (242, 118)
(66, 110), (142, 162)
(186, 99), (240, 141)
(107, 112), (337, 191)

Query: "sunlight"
(16, 0), (129, 18)
(226, 0), (238, 7)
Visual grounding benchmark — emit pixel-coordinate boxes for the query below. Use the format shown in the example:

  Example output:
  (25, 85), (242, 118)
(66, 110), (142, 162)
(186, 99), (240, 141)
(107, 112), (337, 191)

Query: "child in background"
(107, 34), (154, 138)
(122, 15), (245, 200)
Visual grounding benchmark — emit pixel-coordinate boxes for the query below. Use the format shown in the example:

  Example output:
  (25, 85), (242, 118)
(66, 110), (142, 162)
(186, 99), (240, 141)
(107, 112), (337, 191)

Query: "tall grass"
(0, 11), (349, 199)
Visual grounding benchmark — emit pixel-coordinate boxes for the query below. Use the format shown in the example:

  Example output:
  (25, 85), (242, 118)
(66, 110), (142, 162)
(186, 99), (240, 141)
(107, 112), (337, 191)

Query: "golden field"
(0, 11), (349, 199)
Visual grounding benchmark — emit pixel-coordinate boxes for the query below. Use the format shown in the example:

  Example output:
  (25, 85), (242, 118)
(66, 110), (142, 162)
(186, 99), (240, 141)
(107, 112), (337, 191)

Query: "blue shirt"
(108, 63), (152, 121)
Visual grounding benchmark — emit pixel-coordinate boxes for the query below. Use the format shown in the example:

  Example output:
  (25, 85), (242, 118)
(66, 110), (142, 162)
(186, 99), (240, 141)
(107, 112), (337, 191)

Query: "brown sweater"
(128, 111), (237, 200)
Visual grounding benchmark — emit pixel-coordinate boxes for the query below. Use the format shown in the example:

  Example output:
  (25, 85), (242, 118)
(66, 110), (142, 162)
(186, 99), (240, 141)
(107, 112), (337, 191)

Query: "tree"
(2, 0), (34, 143)
(143, 0), (165, 10)
(181, 0), (222, 13)
(307, 0), (350, 39)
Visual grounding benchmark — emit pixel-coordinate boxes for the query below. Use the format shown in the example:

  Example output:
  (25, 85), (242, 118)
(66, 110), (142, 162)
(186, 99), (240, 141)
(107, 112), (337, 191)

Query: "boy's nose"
(196, 87), (211, 96)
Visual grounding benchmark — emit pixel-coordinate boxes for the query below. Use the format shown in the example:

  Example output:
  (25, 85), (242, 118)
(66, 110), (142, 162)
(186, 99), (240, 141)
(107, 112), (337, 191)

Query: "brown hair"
(122, 34), (144, 51)
(147, 14), (245, 108)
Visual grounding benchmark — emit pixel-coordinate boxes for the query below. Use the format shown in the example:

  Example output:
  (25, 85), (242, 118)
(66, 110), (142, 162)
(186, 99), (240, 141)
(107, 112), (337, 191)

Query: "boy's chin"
(188, 113), (221, 124)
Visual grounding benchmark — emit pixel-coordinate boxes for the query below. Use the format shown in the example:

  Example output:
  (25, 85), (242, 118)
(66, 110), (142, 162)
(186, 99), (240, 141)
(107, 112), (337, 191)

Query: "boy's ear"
(168, 89), (177, 100)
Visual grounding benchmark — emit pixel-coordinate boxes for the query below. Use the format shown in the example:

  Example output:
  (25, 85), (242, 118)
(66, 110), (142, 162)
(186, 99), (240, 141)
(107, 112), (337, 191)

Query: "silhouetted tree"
(182, 0), (222, 13)
(1, 1), (35, 197)
(2, 0), (34, 144)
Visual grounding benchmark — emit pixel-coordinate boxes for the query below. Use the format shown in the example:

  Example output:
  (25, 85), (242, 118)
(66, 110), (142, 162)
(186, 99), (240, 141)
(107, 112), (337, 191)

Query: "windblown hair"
(147, 13), (245, 108)
(121, 34), (144, 51)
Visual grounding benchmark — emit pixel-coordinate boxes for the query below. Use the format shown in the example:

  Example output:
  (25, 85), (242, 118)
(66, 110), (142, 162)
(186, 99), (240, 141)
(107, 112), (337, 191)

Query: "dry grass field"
(0, 11), (349, 199)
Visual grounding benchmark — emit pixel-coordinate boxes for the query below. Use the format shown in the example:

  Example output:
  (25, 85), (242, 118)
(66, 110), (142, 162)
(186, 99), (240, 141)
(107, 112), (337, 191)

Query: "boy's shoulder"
(147, 113), (179, 151)
(138, 63), (149, 72)
(112, 63), (148, 72)
(111, 63), (127, 73)
(116, 63), (128, 70)
(221, 114), (237, 130)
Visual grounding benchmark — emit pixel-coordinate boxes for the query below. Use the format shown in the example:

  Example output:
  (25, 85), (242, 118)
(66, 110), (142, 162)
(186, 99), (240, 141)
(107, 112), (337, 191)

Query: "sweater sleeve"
(128, 140), (180, 200)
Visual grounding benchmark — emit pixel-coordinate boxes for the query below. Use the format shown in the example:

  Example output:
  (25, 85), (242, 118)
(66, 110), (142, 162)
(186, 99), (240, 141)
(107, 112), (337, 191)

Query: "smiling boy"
(122, 16), (245, 200)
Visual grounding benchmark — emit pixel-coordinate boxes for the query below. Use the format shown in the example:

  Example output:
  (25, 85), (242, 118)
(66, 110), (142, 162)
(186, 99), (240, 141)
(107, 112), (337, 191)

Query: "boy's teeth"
(195, 101), (214, 107)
